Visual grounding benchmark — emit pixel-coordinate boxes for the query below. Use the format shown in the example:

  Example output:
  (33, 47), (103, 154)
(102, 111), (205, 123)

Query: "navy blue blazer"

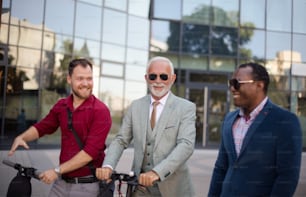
(208, 100), (302, 197)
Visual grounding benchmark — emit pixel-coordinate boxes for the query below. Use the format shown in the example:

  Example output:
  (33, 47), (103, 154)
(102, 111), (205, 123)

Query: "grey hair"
(146, 56), (174, 74)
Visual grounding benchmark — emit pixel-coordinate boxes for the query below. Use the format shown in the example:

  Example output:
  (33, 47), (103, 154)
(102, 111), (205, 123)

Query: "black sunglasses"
(228, 78), (255, 90)
(148, 74), (169, 81)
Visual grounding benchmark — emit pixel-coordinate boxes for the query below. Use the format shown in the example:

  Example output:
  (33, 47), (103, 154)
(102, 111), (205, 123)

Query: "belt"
(62, 176), (98, 184)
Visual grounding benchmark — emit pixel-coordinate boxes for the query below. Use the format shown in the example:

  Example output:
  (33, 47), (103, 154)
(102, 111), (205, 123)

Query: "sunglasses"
(228, 78), (255, 90)
(148, 74), (169, 81)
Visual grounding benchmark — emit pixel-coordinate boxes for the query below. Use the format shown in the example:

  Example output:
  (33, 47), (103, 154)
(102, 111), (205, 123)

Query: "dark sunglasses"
(228, 78), (255, 90)
(148, 74), (169, 81)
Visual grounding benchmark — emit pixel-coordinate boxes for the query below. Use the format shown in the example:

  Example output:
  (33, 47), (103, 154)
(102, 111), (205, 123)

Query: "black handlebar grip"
(2, 159), (16, 168)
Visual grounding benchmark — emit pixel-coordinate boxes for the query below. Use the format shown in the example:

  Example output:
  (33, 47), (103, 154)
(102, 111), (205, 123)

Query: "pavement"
(0, 148), (305, 197)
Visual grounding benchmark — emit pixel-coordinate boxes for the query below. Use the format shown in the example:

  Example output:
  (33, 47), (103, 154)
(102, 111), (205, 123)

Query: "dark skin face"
(230, 66), (266, 116)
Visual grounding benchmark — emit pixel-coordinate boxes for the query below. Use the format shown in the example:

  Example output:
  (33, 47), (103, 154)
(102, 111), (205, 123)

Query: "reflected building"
(0, 0), (305, 149)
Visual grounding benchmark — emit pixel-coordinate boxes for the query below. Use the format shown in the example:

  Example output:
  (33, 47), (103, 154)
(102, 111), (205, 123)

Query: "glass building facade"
(1, 0), (305, 149)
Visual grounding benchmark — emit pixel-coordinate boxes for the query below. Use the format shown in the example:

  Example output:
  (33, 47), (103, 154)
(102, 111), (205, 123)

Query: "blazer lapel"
(140, 96), (151, 151)
(225, 111), (240, 160)
(154, 93), (174, 150)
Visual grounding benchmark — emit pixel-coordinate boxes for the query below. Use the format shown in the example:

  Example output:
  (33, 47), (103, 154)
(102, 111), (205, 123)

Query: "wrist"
(54, 166), (61, 176)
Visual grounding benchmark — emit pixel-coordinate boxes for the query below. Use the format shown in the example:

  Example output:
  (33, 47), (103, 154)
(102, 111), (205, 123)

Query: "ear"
(67, 75), (71, 84)
(171, 74), (176, 83)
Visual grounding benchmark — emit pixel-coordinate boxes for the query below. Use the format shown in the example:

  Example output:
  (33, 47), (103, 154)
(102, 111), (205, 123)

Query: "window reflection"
(43, 33), (73, 54)
(102, 43), (125, 62)
(125, 81), (147, 107)
(182, 23), (209, 55)
(266, 31), (291, 60)
(267, 0), (291, 32)
(153, 0), (181, 20)
(211, 26), (238, 56)
(240, 0), (265, 28)
(181, 54), (208, 70)
(74, 38), (100, 58)
(45, 0), (74, 35)
(128, 16), (149, 49)
(11, 0), (44, 28)
(293, 34), (306, 63)
(212, 0), (238, 27)
(151, 20), (180, 52)
(210, 57), (235, 72)
(0, 24), (9, 44)
(125, 64), (146, 81)
(182, 0), (210, 24)
(239, 28), (265, 60)
(9, 26), (42, 49)
(128, 0), (150, 17)
(293, 0), (306, 33)
(103, 9), (127, 45)
(75, 2), (101, 40)
(101, 62), (123, 77)
(105, 0), (127, 11)
(126, 48), (148, 67)
(9, 46), (41, 68)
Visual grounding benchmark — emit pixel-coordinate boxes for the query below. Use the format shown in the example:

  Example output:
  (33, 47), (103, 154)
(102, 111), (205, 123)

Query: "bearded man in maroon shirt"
(8, 58), (112, 197)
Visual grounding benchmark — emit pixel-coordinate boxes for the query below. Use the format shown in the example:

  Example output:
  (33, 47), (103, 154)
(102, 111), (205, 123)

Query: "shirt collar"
(239, 96), (268, 120)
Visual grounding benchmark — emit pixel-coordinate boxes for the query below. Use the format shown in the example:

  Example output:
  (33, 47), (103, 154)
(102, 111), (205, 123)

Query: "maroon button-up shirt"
(34, 94), (112, 177)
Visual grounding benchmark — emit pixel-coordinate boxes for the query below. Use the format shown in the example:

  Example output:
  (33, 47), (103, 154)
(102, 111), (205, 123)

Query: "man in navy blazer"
(208, 62), (302, 197)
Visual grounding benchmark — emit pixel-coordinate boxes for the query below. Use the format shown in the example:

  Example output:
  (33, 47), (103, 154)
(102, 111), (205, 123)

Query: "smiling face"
(230, 66), (265, 115)
(145, 59), (176, 100)
(67, 64), (93, 102)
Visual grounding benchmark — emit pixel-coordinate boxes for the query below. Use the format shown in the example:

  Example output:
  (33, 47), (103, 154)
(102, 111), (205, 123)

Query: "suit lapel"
(140, 96), (151, 151)
(154, 93), (174, 150)
(225, 111), (240, 160)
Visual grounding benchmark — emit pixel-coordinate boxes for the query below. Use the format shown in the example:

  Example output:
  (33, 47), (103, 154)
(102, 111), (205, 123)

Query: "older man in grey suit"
(96, 56), (196, 197)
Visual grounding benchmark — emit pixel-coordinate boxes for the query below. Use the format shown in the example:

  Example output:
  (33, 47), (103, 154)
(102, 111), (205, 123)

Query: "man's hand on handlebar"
(96, 167), (113, 183)
(139, 170), (159, 187)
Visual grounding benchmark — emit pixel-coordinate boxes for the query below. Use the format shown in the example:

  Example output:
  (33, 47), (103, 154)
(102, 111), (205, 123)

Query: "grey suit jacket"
(103, 92), (196, 197)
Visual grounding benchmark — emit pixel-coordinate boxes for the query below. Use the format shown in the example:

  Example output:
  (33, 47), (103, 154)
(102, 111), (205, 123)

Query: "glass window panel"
(101, 62), (123, 77)
(9, 47), (41, 68)
(266, 59), (291, 76)
(41, 53), (73, 95)
(80, 0), (103, 6)
(45, 0), (74, 35)
(43, 33), (73, 54)
(105, 0), (126, 11)
(267, 0), (291, 32)
(126, 48), (148, 66)
(293, 0), (306, 33)
(181, 54), (208, 70)
(128, 0), (150, 17)
(17, 67), (39, 90)
(75, 2), (102, 40)
(125, 81), (147, 107)
(103, 9), (126, 45)
(211, 26), (238, 56)
(293, 34), (306, 63)
(2, 0), (10, 23)
(128, 16), (149, 49)
(0, 24), (9, 44)
(74, 38), (100, 58)
(212, 0), (238, 27)
(11, 0), (44, 28)
(92, 60), (100, 97)
(240, 0), (265, 28)
(125, 64), (146, 81)
(99, 77), (124, 111)
(268, 90), (290, 109)
(102, 43), (125, 62)
(154, 0), (181, 20)
(9, 26), (42, 49)
(239, 28), (265, 60)
(182, 23), (209, 55)
(266, 31), (291, 60)
(151, 20), (180, 52)
(182, 0), (210, 24)
(210, 57), (235, 72)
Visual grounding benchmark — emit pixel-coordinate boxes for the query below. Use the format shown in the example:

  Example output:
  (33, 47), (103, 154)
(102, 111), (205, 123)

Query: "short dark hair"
(239, 62), (270, 94)
(68, 58), (92, 76)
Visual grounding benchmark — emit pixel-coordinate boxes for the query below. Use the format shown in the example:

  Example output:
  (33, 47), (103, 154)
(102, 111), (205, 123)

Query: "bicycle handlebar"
(2, 159), (41, 180)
